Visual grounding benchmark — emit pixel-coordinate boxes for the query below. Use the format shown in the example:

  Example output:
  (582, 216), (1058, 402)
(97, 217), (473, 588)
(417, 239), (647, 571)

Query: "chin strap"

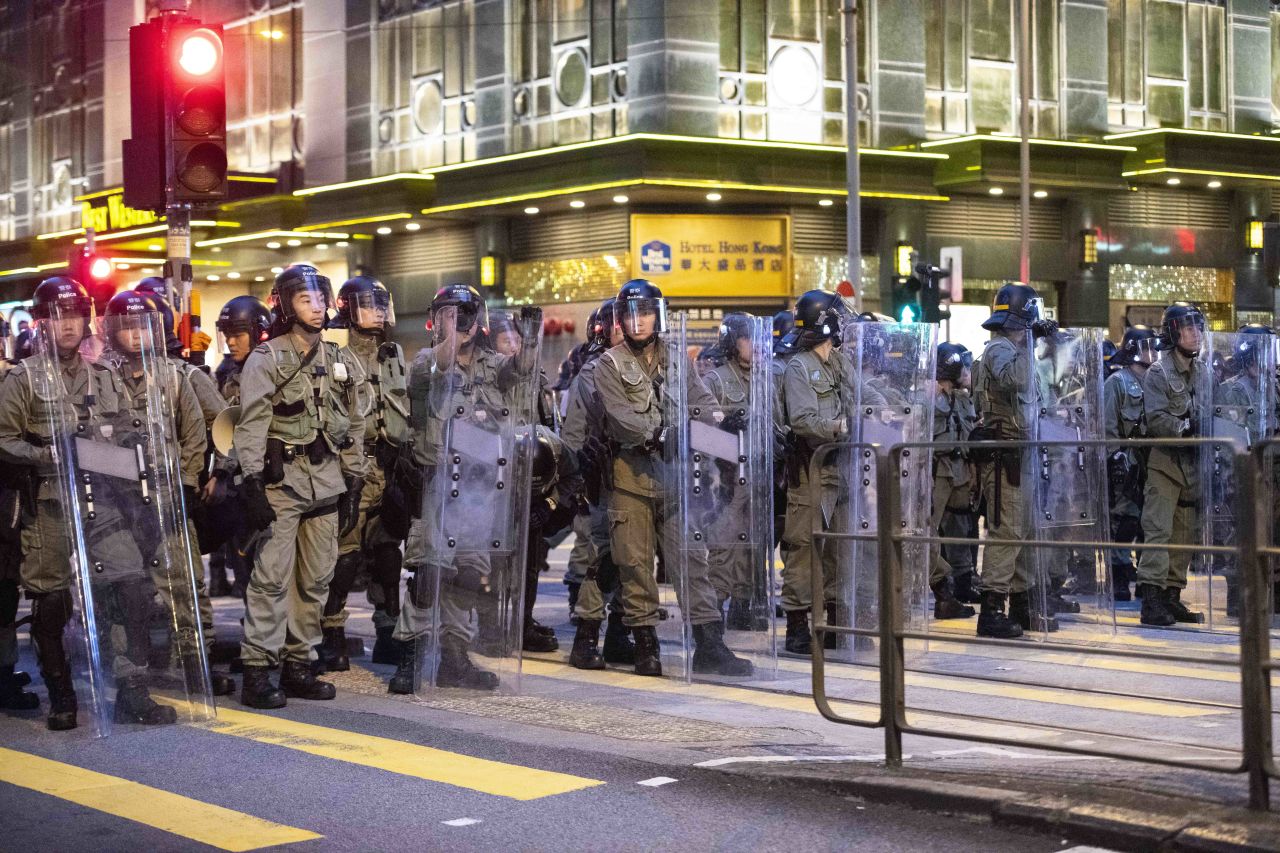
(625, 334), (656, 352)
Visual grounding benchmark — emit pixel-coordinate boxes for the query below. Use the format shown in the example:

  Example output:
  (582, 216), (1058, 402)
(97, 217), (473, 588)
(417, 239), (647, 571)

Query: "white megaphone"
(211, 405), (240, 456)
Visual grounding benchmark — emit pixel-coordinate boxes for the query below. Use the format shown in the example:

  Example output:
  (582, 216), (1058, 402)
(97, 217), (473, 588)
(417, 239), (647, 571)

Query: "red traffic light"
(176, 29), (221, 77)
(88, 256), (113, 281)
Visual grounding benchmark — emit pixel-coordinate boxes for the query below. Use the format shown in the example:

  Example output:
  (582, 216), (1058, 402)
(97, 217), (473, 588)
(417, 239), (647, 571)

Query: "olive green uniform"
(1104, 366), (1146, 580)
(593, 342), (722, 628)
(1135, 349), (1205, 591)
(325, 332), (409, 634)
(939, 389), (979, 574)
(560, 357), (614, 622)
(234, 334), (366, 667)
(930, 385), (975, 585)
(704, 358), (754, 602)
(393, 344), (526, 644)
(975, 334), (1033, 595)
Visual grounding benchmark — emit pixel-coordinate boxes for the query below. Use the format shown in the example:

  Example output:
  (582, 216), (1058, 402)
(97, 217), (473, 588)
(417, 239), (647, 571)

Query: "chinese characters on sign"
(631, 214), (790, 297)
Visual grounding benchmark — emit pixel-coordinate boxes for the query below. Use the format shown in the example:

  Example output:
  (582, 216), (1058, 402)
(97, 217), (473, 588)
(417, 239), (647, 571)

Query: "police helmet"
(981, 282), (1043, 332)
(1234, 323), (1274, 370)
(103, 290), (159, 353)
(615, 279), (667, 341)
(334, 275), (395, 333)
(216, 295), (272, 355)
(1160, 302), (1206, 357)
(937, 341), (968, 383)
(270, 264), (333, 335)
(32, 276), (94, 322)
(779, 289), (853, 352)
(430, 283), (487, 336)
(1116, 324), (1158, 366)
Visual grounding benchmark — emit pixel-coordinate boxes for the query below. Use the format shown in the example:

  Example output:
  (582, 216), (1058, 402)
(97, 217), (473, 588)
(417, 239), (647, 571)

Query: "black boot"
(438, 635), (499, 690)
(31, 592), (77, 730)
(691, 622), (754, 677)
(977, 591), (1023, 639)
(1112, 564), (1134, 602)
(1047, 579), (1080, 614)
(240, 663), (286, 709)
(371, 625), (399, 665)
(522, 620), (559, 653)
(1164, 587), (1205, 624)
(319, 626), (350, 672)
(567, 582), (581, 625)
(931, 578), (976, 619)
(1138, 584), (1176, 627)
(0, 665), (38, 711)
(726, 598), (768, 631)
(952, 571), (983, 605)
(280, 659), (336, 700)
(114, 682), (177, 725)
(632, 626), (662, 677)
(206, 667), (235, 697)
(603, 610), (635, 664)
(388, 639), (417, 694)
(784, 609), (812, 654)
(569, 620), (605, 670)
(1009, 591), (1058, 632)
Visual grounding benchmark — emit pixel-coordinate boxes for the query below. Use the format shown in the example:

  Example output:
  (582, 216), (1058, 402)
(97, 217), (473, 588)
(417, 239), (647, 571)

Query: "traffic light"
(891, 276), (921, 324)
(68, 248), (116, 312)
(123, 16), (227, 211)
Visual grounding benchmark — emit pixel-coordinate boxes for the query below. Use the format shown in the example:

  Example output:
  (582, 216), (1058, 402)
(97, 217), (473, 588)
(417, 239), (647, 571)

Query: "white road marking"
(442, 818), (482, 827)
(930, 747), (1096, 761)
(637, 777), (679, 787)
(695, 755), (906, 768)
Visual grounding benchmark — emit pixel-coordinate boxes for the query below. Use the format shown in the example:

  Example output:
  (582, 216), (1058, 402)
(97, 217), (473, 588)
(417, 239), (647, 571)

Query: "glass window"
(556, 0), (589, 42)
(1034, 0), (1057, 102)
(769, 0), (819, 41)
(1146, 0), (1184, 79)
(614, 0), (628, 62)
(743, 0), (768, 73)
(971, 0), (1013, 61)
(594, 0), (614, 66)
(1148, 81), (1186, 125)
(1272, 9), (1280, 124)
(971, 63), (1014, 132)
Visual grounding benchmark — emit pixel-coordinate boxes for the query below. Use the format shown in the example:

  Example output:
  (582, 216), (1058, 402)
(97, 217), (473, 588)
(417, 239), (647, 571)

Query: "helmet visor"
(1168, 309), (1205, 352)
(102, 309), (162, 356)
(350, 289), (395, 330)
(432, 302), (487, 345)
(36, 297), (96, 356)
(1023, 297), (1046, 324)
(1129, 336), (1158, 365)
(619, 296), (667, 338)
(272, 279), (334, 322)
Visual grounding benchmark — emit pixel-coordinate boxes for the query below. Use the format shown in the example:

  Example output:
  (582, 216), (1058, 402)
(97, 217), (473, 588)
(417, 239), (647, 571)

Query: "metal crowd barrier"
(808, 436), (1275, 811)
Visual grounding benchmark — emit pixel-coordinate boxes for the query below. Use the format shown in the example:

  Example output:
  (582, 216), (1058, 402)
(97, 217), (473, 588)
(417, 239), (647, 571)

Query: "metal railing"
(808, 436), (1275, 811)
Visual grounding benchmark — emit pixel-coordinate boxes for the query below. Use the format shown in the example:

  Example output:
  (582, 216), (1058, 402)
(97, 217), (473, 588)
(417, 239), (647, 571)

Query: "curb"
(712, 766), (1280, 852)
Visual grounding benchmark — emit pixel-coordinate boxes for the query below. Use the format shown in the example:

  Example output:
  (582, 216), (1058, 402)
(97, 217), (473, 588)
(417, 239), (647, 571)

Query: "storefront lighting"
(293, 173), (433, 197)
(1033, 190), (1048, 199)
(1105, 127), (1280, 144)
(1166, 177), (1181, 185)
(254, 276), (265, 282)
(818, 199), (834, 207)
(706, 192), (722, 201)
(196, 229), (344, 249)
(0, 266), (41, 277)
(1123, 166), (1280, 183)
(1208, 180), (1222, 189)
(286, 239), (302, 247)
(227, 271), (240, 279)
(988, 187), (1004, 195)
(210, 246), (222, 253)
(480, 255), (498, 287)
(524, 206), (540, 214)
(116, 263), (131, 271)
(895, 243), (914, 278)
(259, 29), (284, 40)
(270, 266), (284, 274)
(147, 243), (162, 251)
(920, 134), (1136, 152)
(336, 240), (349, 247)
(208, 274), (221, 281)
(376, 227), (392, 235)
(266, 241), (281, 249)
(1081, 229), (1099, 265)
(569, 200), (586, 209)
(298, 213), (414, 231)
(316, 244), (328, 250)
(36, 227), (85, 241)
(1247, 220), (1265, 252)
(612, 195), (629, 203)
(405, 222), (421, 231)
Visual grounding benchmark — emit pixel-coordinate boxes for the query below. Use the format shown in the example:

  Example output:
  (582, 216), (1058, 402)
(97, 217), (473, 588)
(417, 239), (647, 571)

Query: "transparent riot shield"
(1201, 331), (1276, 631)
(37, 309), (213, 735)
(410, 304), (542, 695)
(1030, 328), (1111, 639)
(666, 313), (776, 680)
(838, 321), (937, 655)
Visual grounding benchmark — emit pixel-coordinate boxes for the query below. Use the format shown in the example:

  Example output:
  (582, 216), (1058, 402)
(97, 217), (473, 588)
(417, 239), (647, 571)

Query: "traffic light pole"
(844, 0), (861, 313)
(164, 204), (192, 331)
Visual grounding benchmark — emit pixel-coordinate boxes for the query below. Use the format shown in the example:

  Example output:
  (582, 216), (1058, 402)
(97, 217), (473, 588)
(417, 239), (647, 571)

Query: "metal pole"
(1239, 452), (1273, 810)
(1018, 0), (1031, 283)
(844, 0), (862, 312)
(878, 448), (904, 766)
(165, 205), (192, 323)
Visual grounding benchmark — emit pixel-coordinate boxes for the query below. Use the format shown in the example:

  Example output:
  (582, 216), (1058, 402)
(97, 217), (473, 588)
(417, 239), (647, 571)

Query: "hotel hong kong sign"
(630, 214), (790, 297)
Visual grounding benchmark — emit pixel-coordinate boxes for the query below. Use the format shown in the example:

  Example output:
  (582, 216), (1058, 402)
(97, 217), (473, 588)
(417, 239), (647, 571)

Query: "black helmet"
(489, 310), (520, 337)
(936, 342), (968, 383)
(430, 283), (487, 336)
(718, 312), (754, 354)
(1102, 339), (1118, 374)
(589, 299), (617, 349)
(529, 425), (562, 497)
(32, 276), (94, 321)
(773, 310), (795, 340)
(1116, 324), (1158, 366)
(132, 287), (184, 356)
(103, 290), (159, 353)
(615, 279), (667, 344)
(779, 289), (852, 352)
(134, 276), (167, 301)
(216, 295), (272, 354)
(334, 275), (395, 333)
(1160, 302), (1206, 357)
(271, 264), (333, 335)
(982, 282), (1043, 332)
(1234, 323), (1274, 370)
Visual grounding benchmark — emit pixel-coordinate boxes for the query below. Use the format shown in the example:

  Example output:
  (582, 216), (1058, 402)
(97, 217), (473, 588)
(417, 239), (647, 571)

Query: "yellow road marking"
(198, 706), (604, 801)
(0, 746), (321, 852)
(520, 658), (1056, 742)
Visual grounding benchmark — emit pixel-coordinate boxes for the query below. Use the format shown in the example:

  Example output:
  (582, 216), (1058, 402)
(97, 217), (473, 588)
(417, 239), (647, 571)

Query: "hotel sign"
(630, 214), (790, 297)
(80, 190), (159, 234)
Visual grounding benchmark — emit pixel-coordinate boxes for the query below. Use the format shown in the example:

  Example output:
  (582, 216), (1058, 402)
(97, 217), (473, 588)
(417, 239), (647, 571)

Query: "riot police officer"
(593, 279), (752, 677)
(930, 342), (978, 620)
(1103, 339), (1120, 377)
(1104, 325), (1158, 603)
(974, 283), (1058, 639)
(776, 289), (855, 654)
(1135, 303), (1207, 627)
(234, 264), (367, 707)
(319, 276), (410, 671)
(206, 295), (273, 599)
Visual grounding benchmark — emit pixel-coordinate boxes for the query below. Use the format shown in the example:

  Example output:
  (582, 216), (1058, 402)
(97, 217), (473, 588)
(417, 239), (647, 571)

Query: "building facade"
(3, 0), (1280, 354)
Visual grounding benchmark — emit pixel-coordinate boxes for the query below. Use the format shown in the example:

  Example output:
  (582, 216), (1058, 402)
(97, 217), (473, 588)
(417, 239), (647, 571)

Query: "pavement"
(3, 542), (1280, 851)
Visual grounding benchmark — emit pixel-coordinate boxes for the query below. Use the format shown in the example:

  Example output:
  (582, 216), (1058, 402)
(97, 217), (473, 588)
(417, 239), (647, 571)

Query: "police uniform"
(1103, 364), (1146, 598)
(703, 357), (754, 608)
(235, 334), (366, 673)
(930, 386), (976, 588)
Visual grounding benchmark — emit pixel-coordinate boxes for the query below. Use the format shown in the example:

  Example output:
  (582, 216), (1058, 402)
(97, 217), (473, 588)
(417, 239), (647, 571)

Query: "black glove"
(241, 474), (277, 532)
(1031, 319), (1059, 340)
(337, 476), (365, 538)
(529, 497), (554, 531)
(720, 410), (748, 434)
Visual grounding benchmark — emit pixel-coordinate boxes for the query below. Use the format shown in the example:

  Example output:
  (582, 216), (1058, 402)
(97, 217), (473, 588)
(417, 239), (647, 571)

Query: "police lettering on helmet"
(102, 290), (158, 358)
(335, 275), (396, 334)
(270, 264), (334, 337)
(32, 276), (96, 358)
(615, 279), (667, 347)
